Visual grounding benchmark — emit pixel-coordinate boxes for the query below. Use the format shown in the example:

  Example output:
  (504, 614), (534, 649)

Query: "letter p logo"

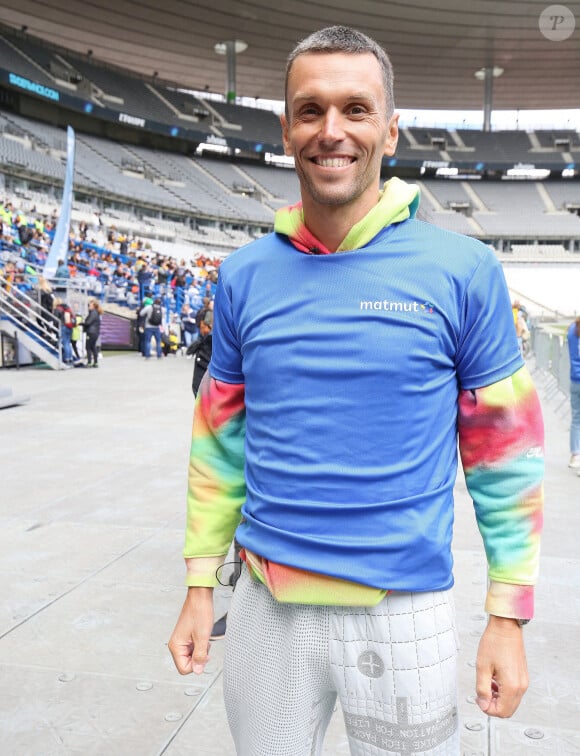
(539, 4), (575, 40)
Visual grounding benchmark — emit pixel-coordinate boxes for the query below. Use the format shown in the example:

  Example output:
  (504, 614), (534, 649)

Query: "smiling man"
(169, 26), (544, 756)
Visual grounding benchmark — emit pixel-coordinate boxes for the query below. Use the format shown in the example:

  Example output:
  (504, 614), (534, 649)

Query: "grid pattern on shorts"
(329, 591), (460, 755)
(224, 570), (459, 756)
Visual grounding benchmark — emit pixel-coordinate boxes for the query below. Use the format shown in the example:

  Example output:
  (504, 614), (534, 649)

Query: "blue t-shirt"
(568, 322), (580, 383)
(210, 219), (523, 592)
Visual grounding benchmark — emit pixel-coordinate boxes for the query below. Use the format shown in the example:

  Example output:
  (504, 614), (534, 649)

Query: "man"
(169, 26), (544, 755)
(137, 260), (154, 299)
(194, 296), (212, 331)
(54, 258), (70, 280)
(53, 297), (74, 364)
(186, 316), (213, 396)
(136, 295), (152, 355)
(139, 296), (163, 359)
(180, 302), (198, 350)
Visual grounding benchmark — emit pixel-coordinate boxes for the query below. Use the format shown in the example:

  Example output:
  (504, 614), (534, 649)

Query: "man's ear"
(384, 112), (399, 158)
(280, 113), (293, 157)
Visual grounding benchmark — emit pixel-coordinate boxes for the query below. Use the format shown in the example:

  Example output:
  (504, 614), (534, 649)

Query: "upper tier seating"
(451, 130), (536, 164)
(534, 130), (580, 150)
(207, 101), (284, 147)
(0, 34), (56, 87)
(61, 55), (176, 124)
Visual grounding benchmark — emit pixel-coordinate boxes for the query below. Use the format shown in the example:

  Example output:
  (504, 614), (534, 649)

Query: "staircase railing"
(0, 275), (62, 366)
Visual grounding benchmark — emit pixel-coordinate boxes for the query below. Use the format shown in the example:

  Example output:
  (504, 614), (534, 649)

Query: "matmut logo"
(360, 299), (435, 314)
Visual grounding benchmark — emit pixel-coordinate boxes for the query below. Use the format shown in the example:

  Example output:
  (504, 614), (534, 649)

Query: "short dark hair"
(285, 26), (395, 118)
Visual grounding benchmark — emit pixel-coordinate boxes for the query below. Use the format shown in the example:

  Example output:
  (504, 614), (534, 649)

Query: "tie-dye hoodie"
(184, 178), (544, 620)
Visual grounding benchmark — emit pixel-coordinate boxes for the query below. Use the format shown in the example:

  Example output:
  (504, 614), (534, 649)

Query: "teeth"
(316, 157), (352, 168)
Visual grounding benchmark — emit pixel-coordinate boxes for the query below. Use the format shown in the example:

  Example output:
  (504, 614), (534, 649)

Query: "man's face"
(281, 52), (398, 214)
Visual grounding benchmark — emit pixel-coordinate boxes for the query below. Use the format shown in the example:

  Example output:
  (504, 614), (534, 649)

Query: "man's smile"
(310, 156), (356, 168)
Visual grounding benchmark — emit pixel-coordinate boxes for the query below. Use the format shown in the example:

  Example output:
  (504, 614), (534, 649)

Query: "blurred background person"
(568, 316), (580, 472)
(187, 314), (212, 396)
(84, 299), (103, 368)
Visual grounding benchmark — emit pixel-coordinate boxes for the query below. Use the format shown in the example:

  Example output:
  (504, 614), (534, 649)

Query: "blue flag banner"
(44, 125), (75, 277)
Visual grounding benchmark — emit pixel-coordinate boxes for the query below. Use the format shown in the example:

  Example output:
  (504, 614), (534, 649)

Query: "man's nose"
(318, 108), (345, 143)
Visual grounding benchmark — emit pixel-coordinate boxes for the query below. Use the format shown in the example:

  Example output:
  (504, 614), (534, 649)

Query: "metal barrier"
(531, 327), (571, 407)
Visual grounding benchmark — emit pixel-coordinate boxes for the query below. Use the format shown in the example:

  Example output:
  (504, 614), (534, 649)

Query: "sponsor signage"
(8, 72), (59, 101)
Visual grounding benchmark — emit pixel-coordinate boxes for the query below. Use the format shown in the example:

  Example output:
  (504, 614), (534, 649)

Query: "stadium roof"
(0, 0), (579, 111)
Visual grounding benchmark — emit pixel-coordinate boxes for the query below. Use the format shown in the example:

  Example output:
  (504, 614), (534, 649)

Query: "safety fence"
(531, 326), (571, 400)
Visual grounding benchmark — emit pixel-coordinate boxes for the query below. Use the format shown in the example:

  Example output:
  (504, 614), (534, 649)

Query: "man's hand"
(168, 587), (214, 675)
(475, 615), (529, 718)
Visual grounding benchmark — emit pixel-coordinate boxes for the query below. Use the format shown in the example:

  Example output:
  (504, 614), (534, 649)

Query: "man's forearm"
(184, 373), (247, 586)
(458, 365), (544, 619)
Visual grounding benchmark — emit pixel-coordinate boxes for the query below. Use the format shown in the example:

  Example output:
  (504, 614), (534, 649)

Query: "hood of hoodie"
(274, 177), (420, 255)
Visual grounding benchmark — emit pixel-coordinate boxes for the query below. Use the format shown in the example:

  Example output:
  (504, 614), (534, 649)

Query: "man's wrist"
(186, 585), (213, 600)
(488, 614), (527, 629)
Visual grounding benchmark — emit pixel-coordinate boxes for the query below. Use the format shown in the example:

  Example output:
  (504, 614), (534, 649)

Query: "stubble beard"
(295, 158), (379, 209)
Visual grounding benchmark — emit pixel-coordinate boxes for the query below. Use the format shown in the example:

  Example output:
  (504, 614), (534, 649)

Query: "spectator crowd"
(0, 196), (221, 364)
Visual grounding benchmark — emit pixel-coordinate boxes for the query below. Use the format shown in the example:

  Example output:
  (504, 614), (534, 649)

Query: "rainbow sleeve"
(458, 365), (544, 620)
(183, 373), (246, 587)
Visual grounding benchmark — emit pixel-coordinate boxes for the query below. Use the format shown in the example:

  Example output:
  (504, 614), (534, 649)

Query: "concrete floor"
(0, 352), (578, 755)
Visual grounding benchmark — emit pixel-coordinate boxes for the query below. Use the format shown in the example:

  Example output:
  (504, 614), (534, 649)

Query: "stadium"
(0, 2), (579, 754)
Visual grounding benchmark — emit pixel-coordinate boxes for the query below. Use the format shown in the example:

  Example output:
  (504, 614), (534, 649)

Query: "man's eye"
(349, 105), (366, 115)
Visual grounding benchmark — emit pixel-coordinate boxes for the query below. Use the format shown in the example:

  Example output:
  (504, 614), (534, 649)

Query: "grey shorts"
(224, 567), (460, 756)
